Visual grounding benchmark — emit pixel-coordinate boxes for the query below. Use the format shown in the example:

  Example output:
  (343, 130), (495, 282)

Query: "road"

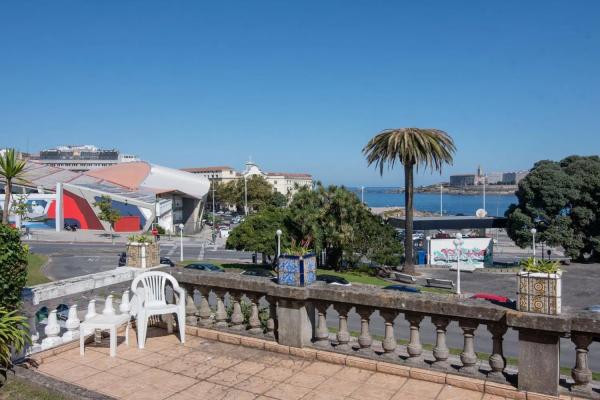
(26, 241), (256, 281)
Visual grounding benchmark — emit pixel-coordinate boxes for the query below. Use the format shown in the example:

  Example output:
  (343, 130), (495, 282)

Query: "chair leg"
(137, 315), (149, 349)
(177, 311), (185, 344)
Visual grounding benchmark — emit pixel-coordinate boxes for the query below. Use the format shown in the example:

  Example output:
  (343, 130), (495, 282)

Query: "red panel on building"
(47, 191), (104, 230)
(114, 216), (141, 232)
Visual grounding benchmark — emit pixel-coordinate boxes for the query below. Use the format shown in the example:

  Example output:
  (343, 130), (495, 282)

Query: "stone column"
(431, 316), (451, 370)
(276, 299), (315, 348)
(214, 290), (229, 328)
(334, 304), (351, 352)
(229, 292), (245, 330)
(459, 319), (479, 375)
(314, 302), (330, 348)
(487, 323), (508, 382)
(197, 287), (213, 327)
(380, 310), (398, 359)
(247, 294), (263, 335)
(405, 313), (424, 364)
(517, 328), (560, 396)
(356, 307), (373, 354)
(184, 285), (199, 326)
(571, 333), (593, 395)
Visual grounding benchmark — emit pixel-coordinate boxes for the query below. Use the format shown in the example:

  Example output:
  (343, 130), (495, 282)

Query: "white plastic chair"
(130, 271), (186, 349)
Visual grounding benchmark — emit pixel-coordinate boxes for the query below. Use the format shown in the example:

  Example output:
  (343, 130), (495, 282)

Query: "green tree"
(215, 175), (282, 212)
(11, 195), (28, 227)
(0, 149), (27, 225)
(506, 156), (600, 261)
(363, 128), (455, 274)
(226, 207), (289, 263)
(93, 195), (121, 243)
(0, 224), (28, 310)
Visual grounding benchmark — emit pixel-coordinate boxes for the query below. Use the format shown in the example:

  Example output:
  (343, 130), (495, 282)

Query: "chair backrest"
(131, 271), (181, 308)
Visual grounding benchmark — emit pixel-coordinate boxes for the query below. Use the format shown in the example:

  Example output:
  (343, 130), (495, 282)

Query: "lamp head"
(530, 228), (537, 234)
(276, 229), (282, 236)
(178, 223), (184, 229)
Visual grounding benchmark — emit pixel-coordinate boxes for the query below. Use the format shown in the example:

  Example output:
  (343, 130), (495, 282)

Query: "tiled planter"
(278, 254), (316, 287)
(517, 271), (562, 315)
(126, 242), (159, 268)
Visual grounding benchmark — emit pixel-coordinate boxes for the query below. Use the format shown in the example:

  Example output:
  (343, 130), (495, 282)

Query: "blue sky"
(1, 1), (599, 186)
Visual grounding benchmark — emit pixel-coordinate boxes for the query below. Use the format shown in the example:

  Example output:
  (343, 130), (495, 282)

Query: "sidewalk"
(23, 228), (213, 244)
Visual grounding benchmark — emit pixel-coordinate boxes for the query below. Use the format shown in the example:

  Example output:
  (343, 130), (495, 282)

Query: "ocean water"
(351, 187), (517, 217)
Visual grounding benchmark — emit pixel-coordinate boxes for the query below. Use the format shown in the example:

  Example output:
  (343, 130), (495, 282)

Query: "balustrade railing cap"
(506, 310), (571, 333)
(570, 311), (600, 334)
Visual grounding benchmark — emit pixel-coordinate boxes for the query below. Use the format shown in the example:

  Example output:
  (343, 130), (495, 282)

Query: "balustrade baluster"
(197, 287), (213, 327)
(214, 290), (228, 328)
(571, 333), (593, 394)
(314, 303), (330, 347)
(265, 296), (277, 339)
(356, 307), (373, 354)
(405, 313), (424, 364)
(487, 323), (507, 382)
(459, 320), (479, 374)
(184, 285), (199, 326)
(247, 294), (263, 334)
(431, 316), (450, 370)
(334, 304), (351, 351)
(380, 310), (398, 359)
(229, 292), (245, 330)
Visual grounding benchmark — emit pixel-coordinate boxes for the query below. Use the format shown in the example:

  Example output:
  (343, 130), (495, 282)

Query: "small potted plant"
(517, 257), (561, 315)
(126, 234), (159, 268)
(278, 238), (316, 287)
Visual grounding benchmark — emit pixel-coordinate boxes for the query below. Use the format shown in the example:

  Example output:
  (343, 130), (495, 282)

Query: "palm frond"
(362, 128), (456, 175)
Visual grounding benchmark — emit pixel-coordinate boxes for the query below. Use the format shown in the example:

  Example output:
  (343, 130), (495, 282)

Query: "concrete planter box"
(517, 271), (562, 315)
(126, 242), (159, 268)
(278, 254), (316, 287)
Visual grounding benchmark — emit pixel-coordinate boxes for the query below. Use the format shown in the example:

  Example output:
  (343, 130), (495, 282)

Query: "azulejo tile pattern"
(278, 254), (316, 287)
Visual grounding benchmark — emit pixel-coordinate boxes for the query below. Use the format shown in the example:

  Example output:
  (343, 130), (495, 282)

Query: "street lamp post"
(179, 223), (185, 262)
(531, 228), (537, 263)
(360, 186), (365, 204)
(276, 229), (282, 259)
(440, 184), (443, 216)
(425, 236), (431, 265)
(453, 233), (464, 295)
(244, 176), (248, 216)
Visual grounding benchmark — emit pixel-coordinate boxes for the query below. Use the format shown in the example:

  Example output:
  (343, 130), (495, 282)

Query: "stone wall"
(126, 242), (159, 268)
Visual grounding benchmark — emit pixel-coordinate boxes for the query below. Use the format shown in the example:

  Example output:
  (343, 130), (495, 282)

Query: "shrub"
(0, 224), (28, 310)
(520, 257), (560, 274)
(0, 308), (29, 387)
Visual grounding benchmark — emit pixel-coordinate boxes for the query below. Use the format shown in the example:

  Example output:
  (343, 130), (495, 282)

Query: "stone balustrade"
(171, 268), (600, 398)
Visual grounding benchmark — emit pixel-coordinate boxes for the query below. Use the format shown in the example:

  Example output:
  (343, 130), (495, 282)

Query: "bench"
(426, 278), (455, 290)
(393, 272), (417, 284)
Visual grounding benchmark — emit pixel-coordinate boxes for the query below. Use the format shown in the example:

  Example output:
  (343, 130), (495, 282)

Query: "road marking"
(167, 243), (177, 256)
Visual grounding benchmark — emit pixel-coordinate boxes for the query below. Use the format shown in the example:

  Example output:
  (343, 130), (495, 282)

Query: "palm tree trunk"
(2, 180), (11, 224)
(404, 163), (415, 274)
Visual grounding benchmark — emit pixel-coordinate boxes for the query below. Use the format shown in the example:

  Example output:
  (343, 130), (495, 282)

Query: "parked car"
(471, 293), (516, 309)
(118, 252), (127, 267)
(241, 269), (275, 278)
(585, 305), (600, 313)
(160, 257), (175, 267)
(316, 275), (351, 286)
(184, 263), (224, 272)
(383, 285), (421, 293)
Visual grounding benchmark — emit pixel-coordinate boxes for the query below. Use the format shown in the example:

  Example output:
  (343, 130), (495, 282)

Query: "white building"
(33, 145), (140, 172)
(182, 160), (313, 197)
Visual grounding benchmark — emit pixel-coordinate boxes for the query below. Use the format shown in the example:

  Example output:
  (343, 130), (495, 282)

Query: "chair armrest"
(173, 285), (185, 302)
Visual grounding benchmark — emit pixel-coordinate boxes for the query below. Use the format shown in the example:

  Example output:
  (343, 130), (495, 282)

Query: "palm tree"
(363, 128), (455, 274)
(0, 149), (27, 225)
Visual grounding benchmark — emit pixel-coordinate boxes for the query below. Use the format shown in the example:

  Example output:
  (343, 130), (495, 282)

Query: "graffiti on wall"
(430, 238), (493, 268)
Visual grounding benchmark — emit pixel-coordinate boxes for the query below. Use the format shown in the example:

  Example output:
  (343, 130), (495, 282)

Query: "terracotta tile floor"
(36, 328), (507, 400)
